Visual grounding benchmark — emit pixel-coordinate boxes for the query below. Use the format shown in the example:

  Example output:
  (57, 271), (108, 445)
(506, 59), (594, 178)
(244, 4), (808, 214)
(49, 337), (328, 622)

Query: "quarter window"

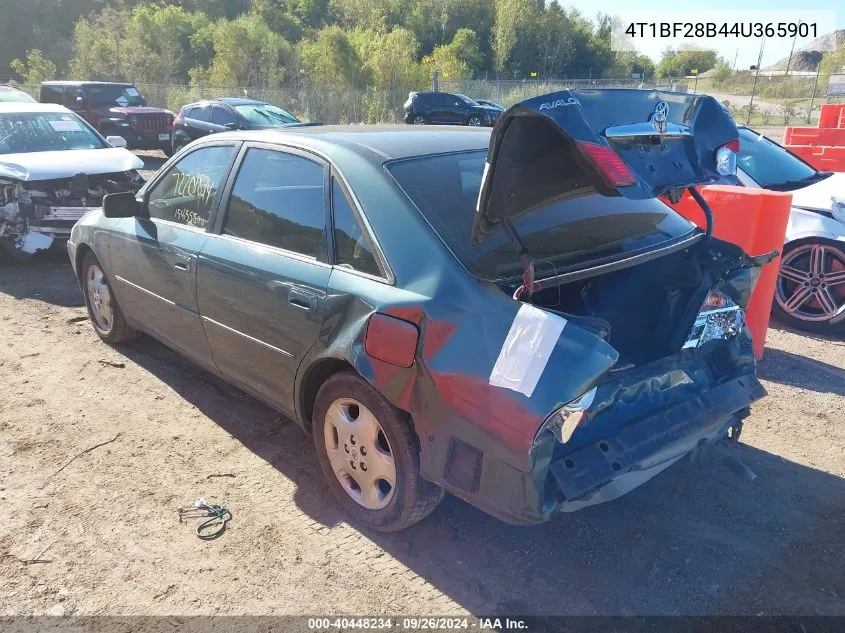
(332, 179), (381, 277)
(222, 148), (327, 257)
(146, 145), (236, 228)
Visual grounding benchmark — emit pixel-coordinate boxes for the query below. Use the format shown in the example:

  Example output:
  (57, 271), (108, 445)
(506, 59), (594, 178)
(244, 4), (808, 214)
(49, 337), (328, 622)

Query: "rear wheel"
(466, 115), (483, 126)
(312, 371), (443, 531)
(412, 114), (427, 125)
(81, 252), (140, 344)
(773, 238), (845, 334)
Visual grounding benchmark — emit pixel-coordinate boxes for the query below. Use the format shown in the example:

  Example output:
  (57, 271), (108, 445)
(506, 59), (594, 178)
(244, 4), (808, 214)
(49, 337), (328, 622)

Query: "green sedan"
(68, 90), (767, 531)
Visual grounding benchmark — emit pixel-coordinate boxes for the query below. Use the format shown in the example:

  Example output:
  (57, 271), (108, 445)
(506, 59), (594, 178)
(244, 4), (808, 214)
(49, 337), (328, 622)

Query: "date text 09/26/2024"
(307, 618), (529, 630)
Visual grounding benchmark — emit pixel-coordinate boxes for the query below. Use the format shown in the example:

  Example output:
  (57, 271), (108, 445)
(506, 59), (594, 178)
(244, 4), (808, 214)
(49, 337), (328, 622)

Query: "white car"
(733, 126), (845, 334)
(0, 102), (144, 258)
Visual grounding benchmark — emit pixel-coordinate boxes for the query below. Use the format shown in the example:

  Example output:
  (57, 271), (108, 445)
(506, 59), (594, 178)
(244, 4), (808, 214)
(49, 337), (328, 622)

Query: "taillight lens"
(716, 138), (739, 176)
(174, 110), (184, 125)
(576, 141), (637, 188)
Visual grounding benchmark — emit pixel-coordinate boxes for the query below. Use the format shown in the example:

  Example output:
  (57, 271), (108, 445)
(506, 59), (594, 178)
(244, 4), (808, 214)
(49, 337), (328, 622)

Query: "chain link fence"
(12, 73), (845, 126)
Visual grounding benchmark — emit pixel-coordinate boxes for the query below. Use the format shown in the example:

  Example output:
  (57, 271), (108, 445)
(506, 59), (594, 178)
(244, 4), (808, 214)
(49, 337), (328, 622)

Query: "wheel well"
(299, 358), (355, 432)
(74, 243), (93, 285)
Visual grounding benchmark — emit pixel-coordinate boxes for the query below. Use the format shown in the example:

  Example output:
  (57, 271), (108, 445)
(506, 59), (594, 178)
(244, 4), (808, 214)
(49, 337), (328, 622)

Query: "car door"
(108, 142), (240, 368)
(444, 95), (468, 124)
(185, 105), (216, 141)
(197, 144), (331, 414)
(429, 93), (451, 123)
(210, 106), (243, 131)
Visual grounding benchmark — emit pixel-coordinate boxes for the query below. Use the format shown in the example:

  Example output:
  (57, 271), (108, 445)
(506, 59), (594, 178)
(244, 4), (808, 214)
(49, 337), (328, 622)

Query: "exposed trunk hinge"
(503, 219), (540, 300)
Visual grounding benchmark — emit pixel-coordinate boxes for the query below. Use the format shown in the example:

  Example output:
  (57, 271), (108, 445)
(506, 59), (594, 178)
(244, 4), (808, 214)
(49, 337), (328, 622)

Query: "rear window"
(387, 150), (698, 280)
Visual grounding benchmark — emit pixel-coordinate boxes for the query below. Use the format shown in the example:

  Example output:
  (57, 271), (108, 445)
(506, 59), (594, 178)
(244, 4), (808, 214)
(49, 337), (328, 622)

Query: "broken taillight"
(576, 141), (637, 188)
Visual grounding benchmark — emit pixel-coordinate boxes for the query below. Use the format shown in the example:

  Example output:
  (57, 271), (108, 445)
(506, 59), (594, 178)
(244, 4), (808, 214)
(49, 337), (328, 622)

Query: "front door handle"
(174, 261), (191, 272)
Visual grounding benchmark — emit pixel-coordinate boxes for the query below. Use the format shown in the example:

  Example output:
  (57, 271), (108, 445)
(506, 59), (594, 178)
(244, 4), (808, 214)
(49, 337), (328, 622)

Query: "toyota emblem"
(651, 101), (669, 134)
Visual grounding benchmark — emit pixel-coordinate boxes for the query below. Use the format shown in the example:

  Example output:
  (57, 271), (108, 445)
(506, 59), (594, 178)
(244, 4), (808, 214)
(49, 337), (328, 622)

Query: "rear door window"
(221, 148), (327, 257)
(190, 106), (211, 122)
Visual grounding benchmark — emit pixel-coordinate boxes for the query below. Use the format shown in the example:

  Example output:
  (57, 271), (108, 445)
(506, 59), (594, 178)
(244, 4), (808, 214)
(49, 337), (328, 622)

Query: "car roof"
(184, 98), (267, 109)
(0, 102), (74, 114)
(41, 81), (133, 87)
(210, 125), (491, 162)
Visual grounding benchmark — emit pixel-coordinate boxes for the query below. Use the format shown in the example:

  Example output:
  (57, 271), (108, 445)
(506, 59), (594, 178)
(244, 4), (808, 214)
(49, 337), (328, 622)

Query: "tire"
(81, 251), (140, 344)
(312, 371), (443, 532)
(772, 238), (845, 334)
(171, 137), (189, 155)
(162, 145), (174, 158)
(412, 114), (427, 125)
(466, 115), (483, 127)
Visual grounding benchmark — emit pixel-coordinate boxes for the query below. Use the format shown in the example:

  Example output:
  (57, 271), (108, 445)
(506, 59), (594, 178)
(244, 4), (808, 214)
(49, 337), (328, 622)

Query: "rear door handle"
(288, 287), (315, 310)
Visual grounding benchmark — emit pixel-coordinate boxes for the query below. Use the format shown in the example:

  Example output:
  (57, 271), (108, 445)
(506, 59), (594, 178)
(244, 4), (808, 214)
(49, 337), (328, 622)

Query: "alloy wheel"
(467, 116), (482, 126)
(86, 264), (114, 333)
(776, 243), (845, 323)
(323, 398), (396, 510)
(413, 115), (426, 125)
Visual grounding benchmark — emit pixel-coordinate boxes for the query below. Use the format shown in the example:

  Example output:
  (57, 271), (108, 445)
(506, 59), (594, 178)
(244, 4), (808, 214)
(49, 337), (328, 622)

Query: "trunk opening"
(504, 238), (754, 368)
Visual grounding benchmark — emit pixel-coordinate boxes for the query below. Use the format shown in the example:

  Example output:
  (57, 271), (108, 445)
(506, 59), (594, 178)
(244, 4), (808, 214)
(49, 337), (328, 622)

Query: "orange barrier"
(664, 186), (793, 360)
(786, 144), (845, 171)
(818, 103), (845, 129)
(783, 127), (845, 146)
(784, 103), (845, 171)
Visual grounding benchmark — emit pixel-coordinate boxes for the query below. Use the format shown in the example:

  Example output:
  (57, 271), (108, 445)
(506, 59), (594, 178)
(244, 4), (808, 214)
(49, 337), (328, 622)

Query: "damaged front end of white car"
(0, 169), (144, 258)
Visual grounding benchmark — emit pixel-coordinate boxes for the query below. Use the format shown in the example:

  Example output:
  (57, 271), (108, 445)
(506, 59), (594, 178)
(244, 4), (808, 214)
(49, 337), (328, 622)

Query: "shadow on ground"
(116, 335), (845, 617)
(0, 258), (82, 307)
(758, 346), (845, 396)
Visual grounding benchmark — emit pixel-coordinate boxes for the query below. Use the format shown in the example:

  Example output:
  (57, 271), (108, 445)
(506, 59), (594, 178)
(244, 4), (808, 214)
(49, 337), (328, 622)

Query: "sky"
(564, 1), (843, 69)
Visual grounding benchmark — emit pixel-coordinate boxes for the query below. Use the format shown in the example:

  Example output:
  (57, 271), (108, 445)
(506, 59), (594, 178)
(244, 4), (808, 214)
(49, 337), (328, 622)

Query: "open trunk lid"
(473, 89), (739, 243)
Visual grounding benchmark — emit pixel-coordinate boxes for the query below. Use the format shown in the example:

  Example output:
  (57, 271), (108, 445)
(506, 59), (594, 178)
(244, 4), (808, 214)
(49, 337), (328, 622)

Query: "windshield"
(0, 112), (106, 155)
(737, 127), (825, 189)
(86, 85), (146, 108)
(456, 94), (479, 107)
(234, 103), (299, 126)
(388, 150), (697, 280)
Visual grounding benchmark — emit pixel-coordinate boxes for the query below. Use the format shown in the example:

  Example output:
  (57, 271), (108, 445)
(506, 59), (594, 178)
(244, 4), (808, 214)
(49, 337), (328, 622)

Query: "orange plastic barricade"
(818, 103), (845, 129)
(664, 186), (793, 360)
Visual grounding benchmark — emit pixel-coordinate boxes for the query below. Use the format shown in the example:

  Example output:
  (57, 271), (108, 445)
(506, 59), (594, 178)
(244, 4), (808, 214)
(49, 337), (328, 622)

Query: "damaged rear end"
(474, 89), (770, 519)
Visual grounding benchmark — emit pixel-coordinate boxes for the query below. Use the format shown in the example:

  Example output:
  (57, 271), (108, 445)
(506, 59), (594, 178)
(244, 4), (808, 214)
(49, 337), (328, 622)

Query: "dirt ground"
(0, 254), (843, 619)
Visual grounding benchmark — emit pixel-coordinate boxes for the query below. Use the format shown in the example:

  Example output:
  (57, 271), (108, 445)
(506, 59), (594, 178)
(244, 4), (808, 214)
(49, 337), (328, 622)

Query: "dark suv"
(40, 81), (174, 153)
(403, 92), (501, 126)
(170, 98), (308, 155)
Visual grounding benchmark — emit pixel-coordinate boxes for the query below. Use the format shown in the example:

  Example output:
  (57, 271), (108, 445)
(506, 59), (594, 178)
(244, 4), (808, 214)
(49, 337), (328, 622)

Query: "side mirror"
(103, 191), (141, 218)
(223, 122), (241, 130)
(105, 135), (127, 148)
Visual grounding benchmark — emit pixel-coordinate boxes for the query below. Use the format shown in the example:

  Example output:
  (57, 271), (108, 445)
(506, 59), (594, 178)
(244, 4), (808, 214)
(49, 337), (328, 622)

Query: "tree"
(492, 0), (538, 75)
(422, 28), (482, 80)
(656, 47), (719, 79)
(205, 14), (294, 87)
(298, 25), (366, 87)
(128, 4), (211, 83)
(68, 7), (132, 81)
(250, 0), (303, 41)
(10, 49), (57, 84)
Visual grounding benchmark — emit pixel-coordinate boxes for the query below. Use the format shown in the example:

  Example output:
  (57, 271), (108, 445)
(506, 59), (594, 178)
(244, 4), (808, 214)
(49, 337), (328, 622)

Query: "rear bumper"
(439, 370), (765, 526)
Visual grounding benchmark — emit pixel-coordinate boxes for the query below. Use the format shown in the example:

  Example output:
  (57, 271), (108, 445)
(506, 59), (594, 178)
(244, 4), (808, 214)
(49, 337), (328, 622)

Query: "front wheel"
(412, 114), (427, 125)
(312, 371), (443, 531)
(81, 252), (140, 344)
(466, 115), (483, 126)
(773, 238), (845, 333)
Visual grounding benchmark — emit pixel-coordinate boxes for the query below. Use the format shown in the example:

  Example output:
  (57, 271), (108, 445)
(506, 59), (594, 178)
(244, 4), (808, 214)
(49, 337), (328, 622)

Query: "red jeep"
(40, 81), (174, 153)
